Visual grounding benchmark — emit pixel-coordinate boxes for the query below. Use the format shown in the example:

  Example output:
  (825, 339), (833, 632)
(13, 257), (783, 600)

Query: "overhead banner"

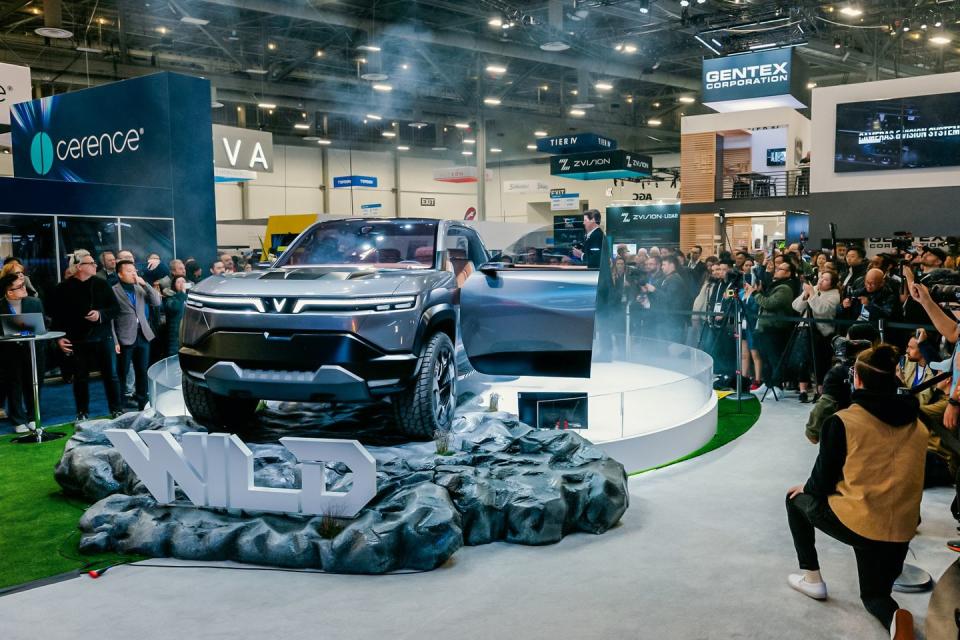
(536, 133), (617, 154)
(212, 124), (273, 173)
(702, 47), (810, 113)
(12, 74), (181, 188)
(333, 175), (378, 188)
(432, 166), (493, 183)
(605, 203), (681, 250)
(550, 149), (652, 181)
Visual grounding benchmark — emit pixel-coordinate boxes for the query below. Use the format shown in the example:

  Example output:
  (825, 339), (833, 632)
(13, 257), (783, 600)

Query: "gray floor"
(3, 398), (957, 640)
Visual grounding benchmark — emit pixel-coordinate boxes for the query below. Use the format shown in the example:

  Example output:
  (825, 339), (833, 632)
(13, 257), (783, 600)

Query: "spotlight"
(834, 38), (842, 49)
(902, 18), (911, 32)
(638, 0), (649, 14)
(488, 17), (502, 27)
(680, 0), (689, 6)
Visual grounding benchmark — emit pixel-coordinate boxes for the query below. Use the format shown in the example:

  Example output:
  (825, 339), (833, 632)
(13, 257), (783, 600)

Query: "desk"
(1, 331), (66, 443)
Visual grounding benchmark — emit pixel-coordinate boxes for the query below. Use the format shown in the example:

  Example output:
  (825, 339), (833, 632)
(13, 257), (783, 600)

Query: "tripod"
(760, 306), (820, 403)
(699, 284), (752, 413)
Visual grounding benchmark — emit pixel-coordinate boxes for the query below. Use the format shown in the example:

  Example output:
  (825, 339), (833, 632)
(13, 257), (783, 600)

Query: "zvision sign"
(606, 203), (681, 250)
(12, 74), (177, 188)
(105, 429), (377, 517)
(550, 149), (652, 181)
(702, 48), (810, 113)
(536, 133), (617, 154)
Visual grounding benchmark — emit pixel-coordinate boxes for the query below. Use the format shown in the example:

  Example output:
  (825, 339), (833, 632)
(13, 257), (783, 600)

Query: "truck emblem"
(270, 298), (287, 312)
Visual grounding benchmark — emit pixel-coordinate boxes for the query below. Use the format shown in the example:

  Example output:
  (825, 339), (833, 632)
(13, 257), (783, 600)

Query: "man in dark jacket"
(51, 251), (122, 420)
(785, 344), (925, 639)
(657, 255), (690, 343)
(572, 210), (604, 269)
(112, 260), (162, 410)
(744, 260), (797, 395)
(0, 273), (46, 431)
(839, 246), (868, 294)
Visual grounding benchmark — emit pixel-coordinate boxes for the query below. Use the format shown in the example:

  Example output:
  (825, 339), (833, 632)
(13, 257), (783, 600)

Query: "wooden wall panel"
(680, 213), (717, 255)
(680, 133), (717, 205)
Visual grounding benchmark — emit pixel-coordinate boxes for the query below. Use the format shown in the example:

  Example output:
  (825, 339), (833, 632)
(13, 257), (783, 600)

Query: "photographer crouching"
(839, 268), (901, 332)
(785, 344), (926, 639)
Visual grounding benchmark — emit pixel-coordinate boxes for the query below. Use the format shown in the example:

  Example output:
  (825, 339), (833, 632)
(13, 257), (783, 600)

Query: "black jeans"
(70, 339), (121, 415)
(119, 333), (151, 409)
(757, 329), (788, 386)
(786, 492), (909, 629)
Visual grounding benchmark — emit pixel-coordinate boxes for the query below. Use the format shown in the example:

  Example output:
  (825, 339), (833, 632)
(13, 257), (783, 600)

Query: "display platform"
(460, 337), (718, 472)
(54, 409), (628, 574)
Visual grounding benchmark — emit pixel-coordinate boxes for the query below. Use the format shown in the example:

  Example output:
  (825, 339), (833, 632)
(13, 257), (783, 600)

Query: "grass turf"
(0, 425), (143, 590)
(631, 394), (762, 475)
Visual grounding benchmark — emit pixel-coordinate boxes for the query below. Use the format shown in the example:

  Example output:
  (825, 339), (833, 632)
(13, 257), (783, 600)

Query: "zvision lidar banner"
(605, 203), (681, 250)
(12, 75), (175, 188)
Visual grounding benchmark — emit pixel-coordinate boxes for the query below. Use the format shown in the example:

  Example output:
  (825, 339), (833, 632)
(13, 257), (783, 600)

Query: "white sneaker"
(788, 573), (828, 600)
(751, 383), (768, 395)
(14, 423), (30, 433)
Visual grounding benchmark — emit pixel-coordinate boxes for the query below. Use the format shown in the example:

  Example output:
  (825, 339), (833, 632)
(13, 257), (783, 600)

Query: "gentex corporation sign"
(11, 74), (176, 188)
(702, 48), (809, 113)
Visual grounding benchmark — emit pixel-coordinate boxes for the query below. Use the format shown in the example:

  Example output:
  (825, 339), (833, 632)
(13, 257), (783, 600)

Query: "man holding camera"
(840, 268), (900, 328)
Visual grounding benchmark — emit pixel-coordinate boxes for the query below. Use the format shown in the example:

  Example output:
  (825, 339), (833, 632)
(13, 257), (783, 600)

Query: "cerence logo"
(29, 132), (54, 175)
(28, 128), (144, 176)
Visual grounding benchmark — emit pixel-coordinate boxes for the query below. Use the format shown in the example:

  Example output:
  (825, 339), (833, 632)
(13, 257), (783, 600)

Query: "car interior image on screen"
(834, 91), (960, 172)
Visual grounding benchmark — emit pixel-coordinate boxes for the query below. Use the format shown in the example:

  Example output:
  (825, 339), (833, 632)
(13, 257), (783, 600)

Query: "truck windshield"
(275, 220), (438, 268)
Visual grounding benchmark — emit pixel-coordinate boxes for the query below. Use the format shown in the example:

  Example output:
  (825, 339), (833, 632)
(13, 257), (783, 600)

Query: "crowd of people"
(600, 238), (960, 638)
(0, 250), (252, 431)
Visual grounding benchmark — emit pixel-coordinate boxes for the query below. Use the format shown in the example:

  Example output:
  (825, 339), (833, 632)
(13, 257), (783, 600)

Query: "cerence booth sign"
(702, 47), (810, 113)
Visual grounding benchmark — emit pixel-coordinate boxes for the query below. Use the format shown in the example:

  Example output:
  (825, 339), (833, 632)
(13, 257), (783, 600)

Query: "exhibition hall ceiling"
(0, 0), (957, 157)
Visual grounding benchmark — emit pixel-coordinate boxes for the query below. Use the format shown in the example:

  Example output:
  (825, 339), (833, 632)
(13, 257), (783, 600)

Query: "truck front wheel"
(393, 332), (456, 440)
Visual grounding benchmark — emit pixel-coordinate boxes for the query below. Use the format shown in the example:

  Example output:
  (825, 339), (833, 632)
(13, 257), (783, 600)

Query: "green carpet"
(631, 394), (762, 475)
(0, 425), (143, 591)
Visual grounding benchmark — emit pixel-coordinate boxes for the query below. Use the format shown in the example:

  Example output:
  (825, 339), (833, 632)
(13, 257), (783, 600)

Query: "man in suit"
(572, 209), (605, 269)
(112, 260), (161, 410)
(0, 272), (46, 432)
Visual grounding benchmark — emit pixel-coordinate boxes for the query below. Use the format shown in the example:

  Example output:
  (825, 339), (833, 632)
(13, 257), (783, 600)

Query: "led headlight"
(186, 293), (266, 313)
(293, 295), (417, 313)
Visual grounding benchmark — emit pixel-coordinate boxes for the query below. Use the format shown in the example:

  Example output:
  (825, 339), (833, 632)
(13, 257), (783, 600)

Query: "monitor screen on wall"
(766, 148), (786, 166)
(834, 92), (960, 173)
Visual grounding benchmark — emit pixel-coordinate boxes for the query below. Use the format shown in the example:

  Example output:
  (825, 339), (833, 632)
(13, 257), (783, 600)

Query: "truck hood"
(192, 266), (445, 298)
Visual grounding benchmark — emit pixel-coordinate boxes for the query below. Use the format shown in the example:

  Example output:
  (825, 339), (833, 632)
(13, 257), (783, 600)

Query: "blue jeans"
(119, 333), (151, 409)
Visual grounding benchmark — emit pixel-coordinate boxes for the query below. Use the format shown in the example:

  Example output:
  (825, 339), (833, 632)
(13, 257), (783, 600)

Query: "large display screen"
(834, 92), (960, 172)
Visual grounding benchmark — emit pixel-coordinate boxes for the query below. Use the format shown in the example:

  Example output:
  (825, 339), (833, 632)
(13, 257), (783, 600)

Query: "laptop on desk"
(1, 313), (47, 338)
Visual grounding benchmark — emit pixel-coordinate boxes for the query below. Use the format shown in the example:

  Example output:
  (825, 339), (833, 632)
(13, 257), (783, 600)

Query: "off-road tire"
(393, 332), (456, 439)
(182, 373), (259, 431)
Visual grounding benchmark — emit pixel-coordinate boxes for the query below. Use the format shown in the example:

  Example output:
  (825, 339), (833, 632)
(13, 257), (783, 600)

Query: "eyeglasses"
(79, 260), (96, 266)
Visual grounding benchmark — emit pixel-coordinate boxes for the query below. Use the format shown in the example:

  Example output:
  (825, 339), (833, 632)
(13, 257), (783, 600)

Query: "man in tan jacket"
(785, 345), (926, 640)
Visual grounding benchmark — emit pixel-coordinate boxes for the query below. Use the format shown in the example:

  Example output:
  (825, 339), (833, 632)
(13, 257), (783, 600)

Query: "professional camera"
(890, 236), (914, 252)
(724, 269), (742, 286)
(846, 287), (867, 299)
(930, 284), (960, 304)
(831, 335), (872, 367)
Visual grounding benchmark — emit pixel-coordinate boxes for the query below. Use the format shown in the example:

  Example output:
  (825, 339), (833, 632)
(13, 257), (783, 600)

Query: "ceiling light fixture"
(257, 102), (277, 109)
(488, 17), (503, 27)
(462, 150), (474, 156)
(486, 64), (507, 74)
(294, 123), (310, 130)
(624, 44), (638, 53)
(902, 18), (911, 32)
(840, 7), (863, 17)
(526, 144), (537, 150)
(534, 130), (548, 137)
(454, 123), (470, 129)
(361, 72), (389, 81)
(432, 146), (447, 151)
(678, 96), (696, 103)
(401, 63), (410, 70)
(315, 49), (324, 57)
(358, 44), (381, 52)
(595, 81), (614, 90)
(638, 0), (650, 14)
(180, 16), (209, 26)
(930, 34), (952, 45)
(652, 101), (661, 108)
(366, 114), (382, 120)
(834, 38), (842, 49)
(647, 118), (662, 126)
(156, 26), (168, 35)
(540, 41), (570, 51)
(463, 139), (476, 144)
(76, 46), (103, 54)
(570, 108), (586, 116)
(807, 81), (817, 89)
(317, 139), (332, 145)
(382, 131), (397, 138)
(267, 42), (277, 51)
(244, 68), (269, 75)
(409, 122), (428, 129)
(484, 97), (501, 105)
(397, 145), (410, 151)
(748, 42), (778, 50)
(680, 0), (690, 6)
(372, 83), (393, 92)
(490, 148), (502, 153)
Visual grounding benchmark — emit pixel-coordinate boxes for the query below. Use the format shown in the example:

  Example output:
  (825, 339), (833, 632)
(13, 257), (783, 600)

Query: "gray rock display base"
(56, 409), (629, 574)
